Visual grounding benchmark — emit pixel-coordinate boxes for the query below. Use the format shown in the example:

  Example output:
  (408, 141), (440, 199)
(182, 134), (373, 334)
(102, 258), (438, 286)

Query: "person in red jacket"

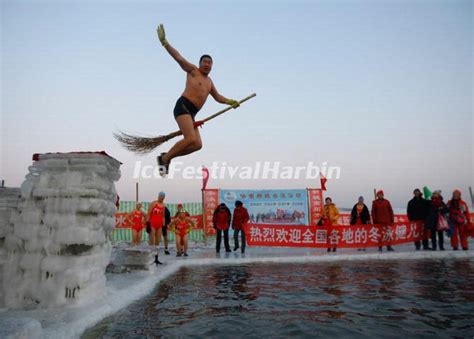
(447, 189), (471, 251)
(213, 203), (232, 253)
(232, 200), (249, 253)
(371, 190), (394, 252)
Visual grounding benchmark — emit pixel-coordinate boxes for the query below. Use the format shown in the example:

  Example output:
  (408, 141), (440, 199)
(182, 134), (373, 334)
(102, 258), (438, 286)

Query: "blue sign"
(219, 189), (309, 226)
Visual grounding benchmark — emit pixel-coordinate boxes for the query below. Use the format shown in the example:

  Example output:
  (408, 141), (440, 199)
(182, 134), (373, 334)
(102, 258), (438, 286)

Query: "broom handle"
(201, 93), (256, 124)
(164, 93), (256, 139)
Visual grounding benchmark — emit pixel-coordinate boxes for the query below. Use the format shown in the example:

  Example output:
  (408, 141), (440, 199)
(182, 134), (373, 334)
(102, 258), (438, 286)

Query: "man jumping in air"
(156, 24), (240, 176)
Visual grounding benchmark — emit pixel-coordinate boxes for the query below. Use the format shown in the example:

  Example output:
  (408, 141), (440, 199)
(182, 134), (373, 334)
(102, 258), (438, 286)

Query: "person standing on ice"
(232, 201), (249, 253)
(169, 210), (194, 257)
(371, 190), (395, 252)
(213, 203), (232, 253)
(155, 24), (240, 177)
(425, 190), (448, 251)
(147, 192), (166, 248)
(407, 188), (431, 250)
(162, 206), (171, 255)
(127, 202), (146, 246)
(447, 190), (470, 251)
(323, 197), (340, 252)
(350, 196), (370, 251)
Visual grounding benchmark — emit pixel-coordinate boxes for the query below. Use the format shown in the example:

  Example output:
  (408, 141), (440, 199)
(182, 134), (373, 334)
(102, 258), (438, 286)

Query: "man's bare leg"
(161, 115), (202, 164)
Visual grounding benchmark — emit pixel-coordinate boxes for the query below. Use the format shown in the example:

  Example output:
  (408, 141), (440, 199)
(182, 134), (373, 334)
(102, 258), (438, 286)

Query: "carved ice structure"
(1, 152), (121, 308)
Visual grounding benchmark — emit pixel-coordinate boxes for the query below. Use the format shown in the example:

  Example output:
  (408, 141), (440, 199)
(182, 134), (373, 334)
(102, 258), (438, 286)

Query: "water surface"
(84, 259), (474, 338)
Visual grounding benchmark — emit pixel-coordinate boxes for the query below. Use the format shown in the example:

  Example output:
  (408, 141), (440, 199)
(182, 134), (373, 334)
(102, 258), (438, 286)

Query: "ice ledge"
(1, 249), (473, 339)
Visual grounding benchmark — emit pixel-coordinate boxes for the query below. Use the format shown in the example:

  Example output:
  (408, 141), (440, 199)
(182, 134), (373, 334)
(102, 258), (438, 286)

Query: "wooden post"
(373, 188), (377, 200)
(1, 180), (4, 188)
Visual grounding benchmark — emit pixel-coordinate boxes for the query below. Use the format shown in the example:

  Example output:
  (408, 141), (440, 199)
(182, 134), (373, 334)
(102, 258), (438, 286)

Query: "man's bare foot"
(157, 153), (170, 177)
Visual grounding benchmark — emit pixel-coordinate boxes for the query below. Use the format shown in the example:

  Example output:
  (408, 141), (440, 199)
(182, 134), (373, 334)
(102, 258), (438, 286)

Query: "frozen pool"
(83, 258), (474, 338)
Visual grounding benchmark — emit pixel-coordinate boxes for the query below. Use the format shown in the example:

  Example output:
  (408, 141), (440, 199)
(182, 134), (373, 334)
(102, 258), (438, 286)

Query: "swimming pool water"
(83, 259), (474, 338)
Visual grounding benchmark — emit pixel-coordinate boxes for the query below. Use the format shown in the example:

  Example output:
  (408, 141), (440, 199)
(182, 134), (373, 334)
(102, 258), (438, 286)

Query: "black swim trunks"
(173, 96), (200, 121)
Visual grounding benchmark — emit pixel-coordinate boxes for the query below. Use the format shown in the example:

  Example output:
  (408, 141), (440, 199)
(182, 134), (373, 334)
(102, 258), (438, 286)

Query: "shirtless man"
(156, 24), (239, 176)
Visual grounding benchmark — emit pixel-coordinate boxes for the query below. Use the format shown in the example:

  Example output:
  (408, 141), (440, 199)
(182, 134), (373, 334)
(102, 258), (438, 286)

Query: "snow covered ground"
(1, 240), (473, 339)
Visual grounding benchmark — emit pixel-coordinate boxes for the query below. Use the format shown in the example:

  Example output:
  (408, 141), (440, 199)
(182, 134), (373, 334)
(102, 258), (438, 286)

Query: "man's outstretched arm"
(157, 24), (195, 73)
(210, 81), (240, 108)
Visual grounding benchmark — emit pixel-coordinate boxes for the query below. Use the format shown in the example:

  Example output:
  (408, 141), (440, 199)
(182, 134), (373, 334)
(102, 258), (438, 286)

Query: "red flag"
(320, 175), (327, 191)
(202, 166), (210, 190)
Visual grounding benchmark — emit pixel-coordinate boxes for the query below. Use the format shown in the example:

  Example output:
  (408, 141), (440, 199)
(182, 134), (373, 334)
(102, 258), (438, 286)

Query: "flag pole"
(469, 186), (474, 208)
(201, 188), (207, 243)
(135, 182), (139, 202)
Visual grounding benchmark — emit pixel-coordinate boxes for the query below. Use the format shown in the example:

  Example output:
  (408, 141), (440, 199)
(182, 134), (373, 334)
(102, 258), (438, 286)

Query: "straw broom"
(114, 93), (256, 154)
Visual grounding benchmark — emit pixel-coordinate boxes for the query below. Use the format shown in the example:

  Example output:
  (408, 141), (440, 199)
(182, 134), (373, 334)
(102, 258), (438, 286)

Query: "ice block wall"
(0, 187), (22, 306)
(2, 152), (121, 308)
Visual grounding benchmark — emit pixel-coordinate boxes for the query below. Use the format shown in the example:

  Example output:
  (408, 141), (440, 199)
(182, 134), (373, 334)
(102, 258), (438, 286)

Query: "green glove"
(226, 99), (240, 108)
(157, 24), (168, 47)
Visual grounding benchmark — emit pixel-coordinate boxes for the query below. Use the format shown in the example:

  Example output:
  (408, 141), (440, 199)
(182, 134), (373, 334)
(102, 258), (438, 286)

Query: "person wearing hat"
(407, 188), (431, 250)
(232, 200), (249, 253)
(213, 203), (232, 253)
(371, 190), (395, 252)
(447, 190), (470, 251)
(425, 190), (448, 251)
(350, 196), (371, 251)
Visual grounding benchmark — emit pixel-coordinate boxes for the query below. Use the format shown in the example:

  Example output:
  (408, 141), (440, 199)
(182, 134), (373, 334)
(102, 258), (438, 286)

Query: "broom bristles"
(113, 131), (172, 154)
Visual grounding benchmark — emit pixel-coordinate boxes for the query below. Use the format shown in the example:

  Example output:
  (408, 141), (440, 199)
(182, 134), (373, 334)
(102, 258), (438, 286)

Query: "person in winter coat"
(232, 200), (249, 253)
(350, 196), (370, 251)
(371, 190), (395, 252)
(407, 188), (431, 250)
(447, 189), (471, 251)
(425, 190), (448, 251)
(213, 203), (232, 253)
(323, 197), (340, 252)
(350, 196), (371, 225)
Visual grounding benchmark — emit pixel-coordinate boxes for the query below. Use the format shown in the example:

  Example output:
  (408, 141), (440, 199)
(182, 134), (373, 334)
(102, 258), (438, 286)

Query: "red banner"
(203, 189), (219, 235)
(307, 188), (323, 226)
(115, 212), (203, 230)
(244, 222), (425, 248)
(336, 213), (409, 226)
